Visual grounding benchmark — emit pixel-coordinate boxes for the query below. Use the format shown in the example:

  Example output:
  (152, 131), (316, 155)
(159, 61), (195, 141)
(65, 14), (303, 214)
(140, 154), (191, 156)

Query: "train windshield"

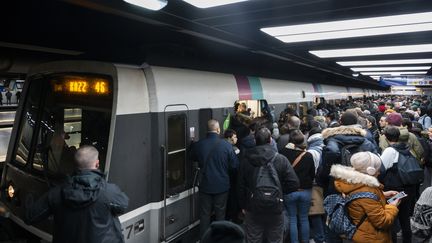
(14, 74), (113, 177)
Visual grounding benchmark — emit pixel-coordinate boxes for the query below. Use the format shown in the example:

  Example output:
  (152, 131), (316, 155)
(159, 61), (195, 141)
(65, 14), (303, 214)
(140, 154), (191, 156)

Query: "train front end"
(0, 61), (116, 241)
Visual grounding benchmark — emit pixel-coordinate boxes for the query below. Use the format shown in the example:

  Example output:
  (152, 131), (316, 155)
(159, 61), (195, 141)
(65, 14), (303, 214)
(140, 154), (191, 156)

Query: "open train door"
(161, 104), (197, 242)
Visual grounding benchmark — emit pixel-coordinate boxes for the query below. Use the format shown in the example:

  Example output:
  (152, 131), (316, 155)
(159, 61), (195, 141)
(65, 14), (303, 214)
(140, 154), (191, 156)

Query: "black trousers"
(391, 186), (416, 243)
(199, 191), (228, 238)
(244, 212), (284, 243)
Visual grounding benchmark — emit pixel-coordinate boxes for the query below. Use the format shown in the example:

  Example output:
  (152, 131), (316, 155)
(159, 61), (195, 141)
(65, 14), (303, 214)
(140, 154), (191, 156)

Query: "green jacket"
(379, 127), (424, 163)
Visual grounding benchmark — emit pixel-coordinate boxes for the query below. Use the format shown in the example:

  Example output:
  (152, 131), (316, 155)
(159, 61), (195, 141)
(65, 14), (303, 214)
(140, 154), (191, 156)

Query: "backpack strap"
(292, 151), (307, 168)
(345, 192), (379, 228)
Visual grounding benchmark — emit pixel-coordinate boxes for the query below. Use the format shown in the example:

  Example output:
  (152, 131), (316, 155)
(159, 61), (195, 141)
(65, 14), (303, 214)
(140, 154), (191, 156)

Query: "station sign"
(380, 76), (432, 86)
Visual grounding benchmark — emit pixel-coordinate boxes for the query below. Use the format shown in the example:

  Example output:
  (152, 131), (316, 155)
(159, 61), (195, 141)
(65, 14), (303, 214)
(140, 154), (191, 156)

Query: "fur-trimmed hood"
(330, 164), (380, 194)
(322, 125), (366, 139)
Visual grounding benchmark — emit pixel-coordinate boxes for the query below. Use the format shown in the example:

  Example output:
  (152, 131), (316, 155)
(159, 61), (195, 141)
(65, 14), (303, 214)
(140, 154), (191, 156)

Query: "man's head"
(208, 119), (220, 134)
(340, 112), (358, 126)
(75, 145), (99, 170)
(255, 127), (271, 146)
(384, 126), (400, 143)
(287, 116), (301, 130)
(386, 112), (403, 127)
(224, 129), (238, 145)
(379, 115), (387, 128)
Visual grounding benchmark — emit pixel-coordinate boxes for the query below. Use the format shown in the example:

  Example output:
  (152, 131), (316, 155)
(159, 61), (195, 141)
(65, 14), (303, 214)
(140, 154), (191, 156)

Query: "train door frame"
(162, 104), (191, 242)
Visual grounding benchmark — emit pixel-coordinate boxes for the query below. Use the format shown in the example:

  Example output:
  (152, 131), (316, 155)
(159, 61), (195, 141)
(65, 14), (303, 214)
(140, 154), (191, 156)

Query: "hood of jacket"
(398, 126), (409, 142)
(322, 125), (367, 139)
(391, 142), (411, 156)
(307, 133), (323, 144)
(62, 170), (104, 208)
(245, 144), (276, 167)
(330, 164), (380, 194)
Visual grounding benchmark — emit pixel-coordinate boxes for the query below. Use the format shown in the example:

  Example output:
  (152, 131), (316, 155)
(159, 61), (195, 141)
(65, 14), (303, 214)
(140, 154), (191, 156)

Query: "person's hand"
(389, 198), (401, 206)
(383, 190), (398, 199)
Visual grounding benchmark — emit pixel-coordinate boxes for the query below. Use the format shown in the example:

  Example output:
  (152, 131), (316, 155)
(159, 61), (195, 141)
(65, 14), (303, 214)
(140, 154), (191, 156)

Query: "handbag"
(309, 185), (325, 215)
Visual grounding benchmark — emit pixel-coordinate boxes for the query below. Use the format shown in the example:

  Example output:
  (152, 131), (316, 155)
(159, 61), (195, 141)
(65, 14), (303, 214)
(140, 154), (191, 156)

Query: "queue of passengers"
(191, 95), (432, 243)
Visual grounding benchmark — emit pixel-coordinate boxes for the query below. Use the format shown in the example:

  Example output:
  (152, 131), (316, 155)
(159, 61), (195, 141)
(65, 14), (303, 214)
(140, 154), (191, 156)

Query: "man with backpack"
(380, 126), (423, 243)
(238, 127), (299, 243)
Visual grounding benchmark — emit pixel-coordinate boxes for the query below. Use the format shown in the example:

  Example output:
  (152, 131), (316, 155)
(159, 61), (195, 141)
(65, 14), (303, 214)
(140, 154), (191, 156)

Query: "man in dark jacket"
(239, 127), (299, 243)
(25, 145), (129, 243)
(191, 119), (239, 238)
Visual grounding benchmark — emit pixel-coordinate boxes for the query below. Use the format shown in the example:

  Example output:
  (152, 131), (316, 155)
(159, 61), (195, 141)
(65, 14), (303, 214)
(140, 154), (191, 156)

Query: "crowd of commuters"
(194, 95), (432, 243)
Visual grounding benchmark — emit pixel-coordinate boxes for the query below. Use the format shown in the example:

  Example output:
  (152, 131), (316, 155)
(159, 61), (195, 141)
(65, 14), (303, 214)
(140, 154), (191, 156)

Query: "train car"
(0, 61), (378, 243)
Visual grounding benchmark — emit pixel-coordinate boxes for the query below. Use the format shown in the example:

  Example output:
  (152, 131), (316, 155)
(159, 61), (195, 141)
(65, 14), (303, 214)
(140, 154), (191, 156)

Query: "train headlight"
(7, 185), (15, 198)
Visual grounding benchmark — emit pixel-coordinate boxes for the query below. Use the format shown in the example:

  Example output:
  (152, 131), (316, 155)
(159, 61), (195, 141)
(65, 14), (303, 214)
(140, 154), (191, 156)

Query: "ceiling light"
(351, 66), (431, 72)
(310, 44), (432, 58)
(123, 0), (167, 10)
(337, 59), (432, 66)
(261, 12), (432, 43)
(352, 73), (359, 77)
(183, 0), (249, 8)
(361, 71), (427, 76)
(369, 76), (381, 79)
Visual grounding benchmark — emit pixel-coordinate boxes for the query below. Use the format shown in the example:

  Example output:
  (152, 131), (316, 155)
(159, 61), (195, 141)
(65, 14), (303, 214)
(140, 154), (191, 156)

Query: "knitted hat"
(201, 221), (246, 243)
(386, 112), (403, 126)
(340, 112), (358, 125)
(350, 152), (382, 176)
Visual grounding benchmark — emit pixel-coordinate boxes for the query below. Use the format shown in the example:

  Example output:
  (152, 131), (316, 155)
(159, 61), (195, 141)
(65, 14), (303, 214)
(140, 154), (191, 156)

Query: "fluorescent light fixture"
(123, 0), (167, 10)
(361, 71), (427, 76)
(183, 0), (249, 8)
(369, 76), (381, 79)
(351, 66), (431, 72)
(310, 44), (432, 58)
(337, 59), (432, 66)
(261, 12), (432, 43)
(352, 73), (359, 77)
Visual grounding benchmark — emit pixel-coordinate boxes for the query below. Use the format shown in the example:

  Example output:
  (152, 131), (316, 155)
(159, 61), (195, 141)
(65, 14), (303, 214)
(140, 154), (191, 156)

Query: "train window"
(167, 114), (187, 191)
(235, 99), (272, 122)
(13, 74), (113, 177)
(14, 80), (43, 165)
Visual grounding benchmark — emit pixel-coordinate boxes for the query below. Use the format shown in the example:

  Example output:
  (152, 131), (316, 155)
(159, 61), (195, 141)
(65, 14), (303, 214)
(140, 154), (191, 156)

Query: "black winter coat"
(238, 144), (300, 212)
(317, 125), (378, 195)
(25, 170), (129, 243)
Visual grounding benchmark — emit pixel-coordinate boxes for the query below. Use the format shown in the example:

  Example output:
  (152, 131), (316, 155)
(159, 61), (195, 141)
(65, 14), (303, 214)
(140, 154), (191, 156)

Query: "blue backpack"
(324, 192), (379, 239)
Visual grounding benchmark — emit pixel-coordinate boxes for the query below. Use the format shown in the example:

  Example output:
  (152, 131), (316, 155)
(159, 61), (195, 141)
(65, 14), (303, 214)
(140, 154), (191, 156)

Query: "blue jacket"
(317, 125), (377, 195)
(191, 132), (239, 194)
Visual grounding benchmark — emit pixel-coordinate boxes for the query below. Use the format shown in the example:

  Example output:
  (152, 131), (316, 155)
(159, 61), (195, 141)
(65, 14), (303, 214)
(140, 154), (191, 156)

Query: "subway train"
(0, 61), (384, 243)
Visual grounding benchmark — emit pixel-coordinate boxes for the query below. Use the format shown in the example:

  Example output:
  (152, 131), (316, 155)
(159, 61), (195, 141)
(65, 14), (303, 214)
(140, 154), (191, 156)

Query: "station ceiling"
(2, 0), (432, 89)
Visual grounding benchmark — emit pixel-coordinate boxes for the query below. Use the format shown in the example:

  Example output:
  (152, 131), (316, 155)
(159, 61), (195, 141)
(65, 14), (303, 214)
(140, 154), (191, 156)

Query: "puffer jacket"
(330, 165), (399, 243)
(317, 125), (377, 193)
(379, 126), (424, 162)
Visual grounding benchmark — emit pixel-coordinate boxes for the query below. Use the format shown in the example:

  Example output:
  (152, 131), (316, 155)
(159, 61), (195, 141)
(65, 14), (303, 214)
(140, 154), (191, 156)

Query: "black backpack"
(340, 144), (363, 166)
(396, 149), (424, 186)
(250, 153), (283, 214)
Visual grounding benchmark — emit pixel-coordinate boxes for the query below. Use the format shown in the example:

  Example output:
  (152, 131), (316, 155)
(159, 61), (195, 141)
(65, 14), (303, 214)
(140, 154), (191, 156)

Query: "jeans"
(285, 189), (312, 243)
(244, 211), (284, 243)
(310, 215), (325, 243)
(199, 191), (228, 238)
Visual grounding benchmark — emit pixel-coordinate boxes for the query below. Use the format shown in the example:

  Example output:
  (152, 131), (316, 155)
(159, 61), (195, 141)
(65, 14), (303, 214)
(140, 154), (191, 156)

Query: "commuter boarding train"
(0, 61), (383, 243)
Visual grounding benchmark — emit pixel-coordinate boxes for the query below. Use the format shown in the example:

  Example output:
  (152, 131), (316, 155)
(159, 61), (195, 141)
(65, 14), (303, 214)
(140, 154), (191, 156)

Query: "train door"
(162, 104), (194, 242)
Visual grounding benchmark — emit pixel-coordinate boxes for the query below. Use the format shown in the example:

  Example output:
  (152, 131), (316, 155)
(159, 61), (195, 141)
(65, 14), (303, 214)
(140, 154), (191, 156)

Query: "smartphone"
(387, 191), (407, 204)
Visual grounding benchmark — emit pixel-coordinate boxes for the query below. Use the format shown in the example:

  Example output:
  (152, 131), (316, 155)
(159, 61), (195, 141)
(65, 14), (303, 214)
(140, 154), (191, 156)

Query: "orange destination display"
(52, 76), (110, 95)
